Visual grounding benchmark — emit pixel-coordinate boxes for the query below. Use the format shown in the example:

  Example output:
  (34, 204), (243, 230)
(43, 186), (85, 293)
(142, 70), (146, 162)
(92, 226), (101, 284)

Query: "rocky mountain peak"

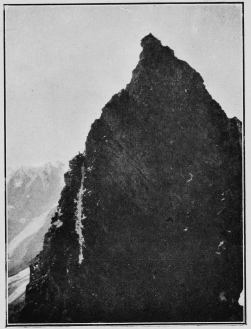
(141, 33), (162, 48)
(139, 33), (174, 61)
(16, 35), (243, 324)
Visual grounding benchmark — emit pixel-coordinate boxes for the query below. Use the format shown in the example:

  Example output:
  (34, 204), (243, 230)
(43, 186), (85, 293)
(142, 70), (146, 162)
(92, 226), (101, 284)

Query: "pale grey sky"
(5, 4), (243, 168)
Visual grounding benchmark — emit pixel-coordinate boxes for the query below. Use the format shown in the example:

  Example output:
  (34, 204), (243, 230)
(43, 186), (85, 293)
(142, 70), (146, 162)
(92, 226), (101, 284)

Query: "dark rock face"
(19, 34), (243, 323)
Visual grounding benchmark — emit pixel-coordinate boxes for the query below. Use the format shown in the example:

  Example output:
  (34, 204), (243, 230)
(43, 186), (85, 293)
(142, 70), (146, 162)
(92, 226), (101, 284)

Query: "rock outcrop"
(18, 34), (243, 323)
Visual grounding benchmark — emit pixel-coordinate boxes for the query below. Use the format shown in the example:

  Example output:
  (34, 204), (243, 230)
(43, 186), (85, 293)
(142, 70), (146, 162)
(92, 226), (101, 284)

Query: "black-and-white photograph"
(5, 2), (245, 325)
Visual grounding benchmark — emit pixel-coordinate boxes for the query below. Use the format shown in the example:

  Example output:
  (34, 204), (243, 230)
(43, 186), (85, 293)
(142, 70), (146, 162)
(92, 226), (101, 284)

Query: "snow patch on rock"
(75, 166), (85, 264)
(53, 219), (63, 229)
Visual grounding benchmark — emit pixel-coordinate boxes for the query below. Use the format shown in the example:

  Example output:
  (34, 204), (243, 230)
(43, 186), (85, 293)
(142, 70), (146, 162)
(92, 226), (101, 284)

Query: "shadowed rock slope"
(19, 34), (243, 323)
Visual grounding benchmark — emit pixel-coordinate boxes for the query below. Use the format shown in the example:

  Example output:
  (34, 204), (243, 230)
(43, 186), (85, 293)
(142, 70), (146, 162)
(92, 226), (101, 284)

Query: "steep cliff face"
(19, 34), (243, 323)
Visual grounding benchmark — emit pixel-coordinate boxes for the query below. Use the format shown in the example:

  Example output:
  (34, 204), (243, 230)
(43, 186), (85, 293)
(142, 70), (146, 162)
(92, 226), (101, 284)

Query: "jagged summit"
(141, 33), (162, 47)
(140, 33), (174, 60)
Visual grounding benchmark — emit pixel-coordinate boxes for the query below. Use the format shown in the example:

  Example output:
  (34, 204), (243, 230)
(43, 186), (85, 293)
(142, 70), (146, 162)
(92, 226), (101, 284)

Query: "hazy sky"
(5, 4), (243, 168)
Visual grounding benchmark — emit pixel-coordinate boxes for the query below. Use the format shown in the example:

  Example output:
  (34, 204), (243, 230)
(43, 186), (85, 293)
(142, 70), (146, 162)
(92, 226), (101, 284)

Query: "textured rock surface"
(18, 34), (243, 323)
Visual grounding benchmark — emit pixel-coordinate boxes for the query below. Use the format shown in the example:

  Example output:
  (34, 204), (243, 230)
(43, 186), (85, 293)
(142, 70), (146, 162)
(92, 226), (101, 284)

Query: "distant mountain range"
(7, 162), (65, 278)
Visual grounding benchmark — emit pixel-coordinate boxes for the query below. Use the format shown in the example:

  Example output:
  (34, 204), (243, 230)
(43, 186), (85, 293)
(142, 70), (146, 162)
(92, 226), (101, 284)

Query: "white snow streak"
(218, 241), (224, 248)
(75, 167), (85, 264)
(53, 219), (63, 228)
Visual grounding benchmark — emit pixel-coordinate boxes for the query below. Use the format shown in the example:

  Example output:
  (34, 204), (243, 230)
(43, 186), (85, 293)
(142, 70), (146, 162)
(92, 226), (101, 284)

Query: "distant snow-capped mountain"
(7, 162), (66, 276)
